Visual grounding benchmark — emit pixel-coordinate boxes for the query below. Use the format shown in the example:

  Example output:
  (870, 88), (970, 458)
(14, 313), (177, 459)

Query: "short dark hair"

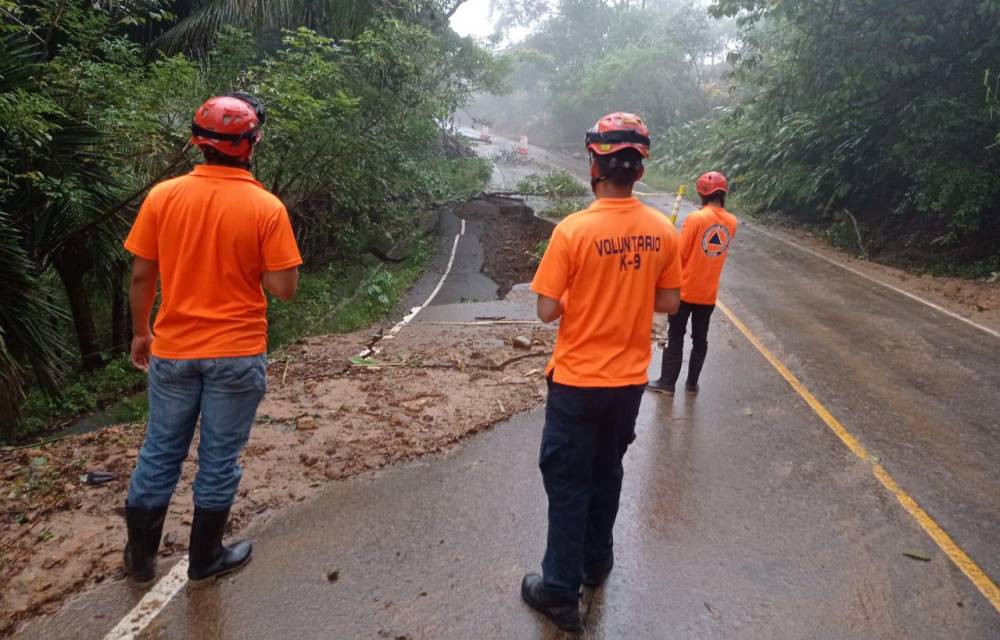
(201, 146), (250, 168)
(594, 148), (643, 187)
(701, 190), (726, 207)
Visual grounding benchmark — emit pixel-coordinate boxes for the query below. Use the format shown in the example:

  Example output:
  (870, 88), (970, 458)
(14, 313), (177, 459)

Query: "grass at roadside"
(267, 239), (431, 349)
(17, 357), (148, 440)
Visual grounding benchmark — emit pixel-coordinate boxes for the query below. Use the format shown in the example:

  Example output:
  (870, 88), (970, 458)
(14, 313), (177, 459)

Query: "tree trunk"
(54, 258), (104, 371)
(0, 365), (24, 442)
(111, 264), (132, 356)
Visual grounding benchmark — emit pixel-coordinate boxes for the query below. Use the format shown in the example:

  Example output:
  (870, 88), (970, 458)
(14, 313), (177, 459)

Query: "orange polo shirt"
(679, 205), (737, 305)
(531, 197), (682, 387)
(124, 164), (303, 359)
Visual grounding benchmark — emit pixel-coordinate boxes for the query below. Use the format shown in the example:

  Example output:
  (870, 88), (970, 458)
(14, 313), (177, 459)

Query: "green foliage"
(17, 355), (146, 439)
(655, 0), (1000, 269)
(515, 169), (588, 220)
(540, 198), (588, 219)
(424, 157), (494, 201)
(529, 238), (549, 262)
(516, 170), (588, 197)
(641, 165), (693, 196)
(267, 238), (432, 348)
(986, 69), (1000, 147)
(476, 0), (734, 144)
(0, 2), (506, 441)
(152, 0), (469, 53)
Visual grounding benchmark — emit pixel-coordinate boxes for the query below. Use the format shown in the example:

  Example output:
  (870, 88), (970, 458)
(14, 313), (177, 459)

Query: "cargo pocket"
(538, 427), (572, 475)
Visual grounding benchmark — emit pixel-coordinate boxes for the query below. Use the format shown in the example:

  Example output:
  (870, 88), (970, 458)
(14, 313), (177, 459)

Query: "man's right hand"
(131, 333), (153, 372)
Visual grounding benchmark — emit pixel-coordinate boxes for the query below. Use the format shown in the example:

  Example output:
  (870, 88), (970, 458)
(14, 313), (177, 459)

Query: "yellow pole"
(669, 184), (685, 227)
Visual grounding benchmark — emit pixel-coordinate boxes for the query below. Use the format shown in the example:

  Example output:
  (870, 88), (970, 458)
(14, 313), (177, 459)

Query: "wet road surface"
(13, 136), (1000, 639)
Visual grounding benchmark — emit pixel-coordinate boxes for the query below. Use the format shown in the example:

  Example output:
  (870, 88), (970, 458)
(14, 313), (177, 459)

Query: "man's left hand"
(131, 334), (153, 372)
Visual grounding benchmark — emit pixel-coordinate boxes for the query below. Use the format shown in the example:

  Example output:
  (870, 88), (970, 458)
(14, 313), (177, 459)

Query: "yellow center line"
(716, 299), (1000, 614)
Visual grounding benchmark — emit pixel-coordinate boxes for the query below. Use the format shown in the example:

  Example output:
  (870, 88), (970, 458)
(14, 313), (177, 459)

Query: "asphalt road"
(12, 135), (1000, 639)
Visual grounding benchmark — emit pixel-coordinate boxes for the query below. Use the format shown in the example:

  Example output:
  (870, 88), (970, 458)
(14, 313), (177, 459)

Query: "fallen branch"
(491, 351), (550, 371)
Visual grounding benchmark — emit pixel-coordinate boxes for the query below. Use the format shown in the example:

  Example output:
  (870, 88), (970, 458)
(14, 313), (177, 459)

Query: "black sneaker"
(646, 379), (675, 395)
(685, 382), (699, 393)
(520, 573), (582, 633)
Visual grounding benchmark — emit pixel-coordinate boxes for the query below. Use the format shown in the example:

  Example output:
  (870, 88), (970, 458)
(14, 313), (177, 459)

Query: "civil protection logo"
(701, 224), (731, 257)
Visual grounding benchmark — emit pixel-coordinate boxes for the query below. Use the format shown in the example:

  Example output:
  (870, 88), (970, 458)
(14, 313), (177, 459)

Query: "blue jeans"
(127, 354), (267, 511)
(539, 378), (644, 601)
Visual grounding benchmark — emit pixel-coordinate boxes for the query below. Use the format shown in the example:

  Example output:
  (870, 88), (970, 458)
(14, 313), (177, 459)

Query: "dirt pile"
(453, 197), (554, 296)
(0, 324), (554, 635)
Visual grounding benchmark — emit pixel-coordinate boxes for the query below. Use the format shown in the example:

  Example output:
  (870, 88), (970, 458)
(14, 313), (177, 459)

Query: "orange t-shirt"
(124, 164), (303, 359)
(679, 205), (737, 305)
(531, 197), (682, 387)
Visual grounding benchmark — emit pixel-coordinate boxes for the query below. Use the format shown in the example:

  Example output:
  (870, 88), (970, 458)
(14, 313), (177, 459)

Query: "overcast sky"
(450, 0), (496, 38)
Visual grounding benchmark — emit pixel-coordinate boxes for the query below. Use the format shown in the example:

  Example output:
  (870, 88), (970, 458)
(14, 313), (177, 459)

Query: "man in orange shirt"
(121, 94), (302, 584)
(521, 113), (681, 632)
(648, 171), (737, 394)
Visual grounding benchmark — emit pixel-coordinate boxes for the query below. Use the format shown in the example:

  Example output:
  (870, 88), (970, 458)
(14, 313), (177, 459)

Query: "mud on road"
(0, 197), (556, 637)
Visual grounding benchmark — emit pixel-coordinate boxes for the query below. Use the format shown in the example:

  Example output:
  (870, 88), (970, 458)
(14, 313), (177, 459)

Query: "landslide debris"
(0, 324), (554, 635)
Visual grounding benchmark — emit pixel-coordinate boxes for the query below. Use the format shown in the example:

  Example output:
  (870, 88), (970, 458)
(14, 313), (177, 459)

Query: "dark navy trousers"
(539, 378), (645, 600)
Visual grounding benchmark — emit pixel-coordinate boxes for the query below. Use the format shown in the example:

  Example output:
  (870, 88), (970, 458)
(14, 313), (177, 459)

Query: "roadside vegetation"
(540, 199), (588, 219)
(515, 170), (588, 219)
(481, 0), (1000, 276)
(515, 170), (588, 198)
(0, 2), (504, 442)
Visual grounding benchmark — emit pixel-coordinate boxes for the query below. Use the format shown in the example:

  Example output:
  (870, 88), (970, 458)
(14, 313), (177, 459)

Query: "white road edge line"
(358, 218), (467, 359)
(105, 219), (469, 638)
(102, 559), (189, 640)
(744, 221), (1000, 341)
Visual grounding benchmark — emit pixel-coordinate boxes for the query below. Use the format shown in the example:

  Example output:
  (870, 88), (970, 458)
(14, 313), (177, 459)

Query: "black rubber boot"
(686, 350), (707, 393)
(583, 552), (613, 588)
(521, 573), (582, 633)
(187, 506), (252, 582)
(647, 347), (683, 394)
(123, 504), (168, 584)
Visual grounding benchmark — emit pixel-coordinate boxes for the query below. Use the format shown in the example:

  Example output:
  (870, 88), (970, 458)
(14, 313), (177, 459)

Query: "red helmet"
(190, 94), (263, 162)
(585, 112), (650, 158)
(696, 171), (728, 196)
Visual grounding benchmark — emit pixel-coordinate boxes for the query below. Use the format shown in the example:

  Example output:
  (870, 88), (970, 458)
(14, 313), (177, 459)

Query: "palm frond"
(0, 34), (39, 94)
(153, 0), (405, 54)
(0, 211), (67, 391)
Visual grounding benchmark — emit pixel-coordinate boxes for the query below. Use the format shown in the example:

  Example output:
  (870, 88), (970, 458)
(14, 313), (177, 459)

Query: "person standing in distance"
(521, 112), (682, 632)
(648, 171), (737, 394)
(121, 94), (302, 584)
